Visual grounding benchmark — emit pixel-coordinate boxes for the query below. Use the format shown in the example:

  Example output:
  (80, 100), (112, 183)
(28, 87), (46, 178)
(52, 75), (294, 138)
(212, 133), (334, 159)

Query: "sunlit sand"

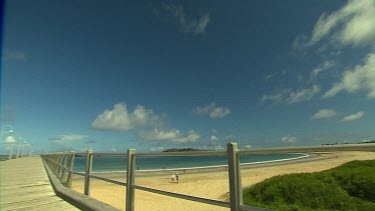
(71, 151), (375, 211)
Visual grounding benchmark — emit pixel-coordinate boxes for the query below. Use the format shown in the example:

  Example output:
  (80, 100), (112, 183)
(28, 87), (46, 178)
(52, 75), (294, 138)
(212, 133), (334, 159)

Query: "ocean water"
(73, 153), (307, 173)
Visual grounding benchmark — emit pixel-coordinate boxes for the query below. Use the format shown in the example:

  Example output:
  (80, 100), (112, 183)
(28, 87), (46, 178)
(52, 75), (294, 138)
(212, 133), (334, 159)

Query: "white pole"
(227, 143), (242, 211)
(126, 149), (136, 211)
(16, 143), (21, 159)
(4, 126), (15, 159)
(8, 143), (14, 160)
(84, 150), (93, 196)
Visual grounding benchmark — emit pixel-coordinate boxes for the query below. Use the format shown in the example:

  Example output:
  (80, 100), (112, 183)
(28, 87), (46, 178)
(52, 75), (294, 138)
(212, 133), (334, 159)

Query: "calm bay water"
(73, 153), (305, 173)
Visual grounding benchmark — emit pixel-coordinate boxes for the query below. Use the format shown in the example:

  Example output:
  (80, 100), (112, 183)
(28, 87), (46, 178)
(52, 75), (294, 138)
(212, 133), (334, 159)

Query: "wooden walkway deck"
(0, 156), (80, 211)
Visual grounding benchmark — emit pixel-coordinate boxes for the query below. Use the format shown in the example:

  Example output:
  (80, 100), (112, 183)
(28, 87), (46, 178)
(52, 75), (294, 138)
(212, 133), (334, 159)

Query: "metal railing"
(41, 142), (375, 211)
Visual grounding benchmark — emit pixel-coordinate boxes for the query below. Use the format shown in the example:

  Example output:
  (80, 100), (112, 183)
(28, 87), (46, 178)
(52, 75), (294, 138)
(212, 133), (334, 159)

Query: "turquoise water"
(73, 153), (306, 173)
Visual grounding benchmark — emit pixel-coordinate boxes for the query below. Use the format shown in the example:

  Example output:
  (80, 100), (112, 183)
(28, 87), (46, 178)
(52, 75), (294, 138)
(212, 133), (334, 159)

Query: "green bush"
(243, 160), (375, 211)
(324, 160), (375, 202)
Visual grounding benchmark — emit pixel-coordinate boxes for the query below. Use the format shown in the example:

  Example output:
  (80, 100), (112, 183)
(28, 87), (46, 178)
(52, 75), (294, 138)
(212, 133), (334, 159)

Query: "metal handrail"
(41, 143), (375, 211)
(133, 184), (230, 208)
(41, 143), (274, 211)
(90, 174), (127, 186)
(72, 171), (85, 176)
(136, 150), (227, 157)
(43, 144), (262, 211)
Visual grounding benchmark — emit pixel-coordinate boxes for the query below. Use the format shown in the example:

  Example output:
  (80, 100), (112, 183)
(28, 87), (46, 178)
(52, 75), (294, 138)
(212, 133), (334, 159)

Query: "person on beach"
(171, 174), (175, 182)
(175, 173), (179, 184)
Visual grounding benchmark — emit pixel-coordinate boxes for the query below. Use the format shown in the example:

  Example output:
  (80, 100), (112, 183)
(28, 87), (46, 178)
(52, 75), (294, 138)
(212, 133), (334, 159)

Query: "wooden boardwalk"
(0, 156), (80, 211)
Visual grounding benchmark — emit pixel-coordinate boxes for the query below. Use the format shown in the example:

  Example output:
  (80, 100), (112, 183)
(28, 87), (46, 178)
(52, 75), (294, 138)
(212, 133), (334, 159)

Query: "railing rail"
(41, 143), (375, 211)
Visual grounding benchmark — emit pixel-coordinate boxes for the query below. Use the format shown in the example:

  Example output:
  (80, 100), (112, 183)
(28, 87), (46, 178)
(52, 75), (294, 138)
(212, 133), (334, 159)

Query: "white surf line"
(240, 153), (311, 166)
(136, 153), (312, 173)
(88, 153), (312, 174)
(90, 170), (127, 174)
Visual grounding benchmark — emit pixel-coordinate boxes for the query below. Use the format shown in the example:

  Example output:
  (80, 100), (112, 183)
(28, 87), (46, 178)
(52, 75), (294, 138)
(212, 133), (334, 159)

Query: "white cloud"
(50, 134), (88, 148)
(264, 74), (275, 80)
(312, 109), (337, 120)
(244, 145), (253, 149)
(82, 147), (93, 152)
(295, 1), (375, 100)
(139, 128), (180, 141)
(92, 102), (199, 143)
(340, 111), (364, 122)
(91, 103), (161, 131)
(213, 145), (225, 151)
(262, 86), (320, 104)
(3, 49), (26, 61)
(225, 134), (234, 141)
(211, 135), (218, 141)
(138, 129), (200, 144)
(194, 102), (231, 119)
(361, 139), (371, 143)
(161, 3), (210, 35)
(310, 60), (335, 78)
(209, 135), (219, 146)
(60, 134), (88, 141)
(285, 85), (321, 104)
(324, 53), (375, 98)
(281, 135), (297, 144)
(261, 91), (286, 103)
(149, 146), (165, 152)
(292, 34), (309, 51)
(194, 14), (210, 34)
(308, 0), (375, 47)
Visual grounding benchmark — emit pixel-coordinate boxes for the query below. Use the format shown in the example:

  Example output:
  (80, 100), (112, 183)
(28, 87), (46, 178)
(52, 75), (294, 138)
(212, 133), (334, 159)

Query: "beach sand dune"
(72, 151), (375, 211)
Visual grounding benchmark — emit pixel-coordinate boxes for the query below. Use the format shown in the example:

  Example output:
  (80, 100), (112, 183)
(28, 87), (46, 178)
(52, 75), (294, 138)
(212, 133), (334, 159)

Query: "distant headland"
(163, 148), (204, 152)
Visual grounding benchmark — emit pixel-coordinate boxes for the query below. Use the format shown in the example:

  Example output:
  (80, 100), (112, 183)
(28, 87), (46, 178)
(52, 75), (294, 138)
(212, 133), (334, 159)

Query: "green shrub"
(243, 160), (375, 211)
(324, 160), (375, 202)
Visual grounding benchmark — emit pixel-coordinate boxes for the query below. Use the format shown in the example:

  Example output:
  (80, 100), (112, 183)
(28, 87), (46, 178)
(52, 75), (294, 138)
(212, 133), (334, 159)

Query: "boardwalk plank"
(20, 201), (80, 211)
(0, 183), (51, 195)
(2, 196), (64, 210)
(1, 191), (56, 204)
(0, 157), (80, 211)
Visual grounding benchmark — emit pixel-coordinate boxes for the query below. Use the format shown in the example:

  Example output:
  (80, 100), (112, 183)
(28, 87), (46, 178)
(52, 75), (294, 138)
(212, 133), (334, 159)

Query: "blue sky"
(1, 0), (375, 153)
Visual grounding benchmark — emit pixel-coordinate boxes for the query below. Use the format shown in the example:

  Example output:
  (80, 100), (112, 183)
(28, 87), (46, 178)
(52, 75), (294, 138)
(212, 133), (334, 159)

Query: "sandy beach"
(71, 151), (375, 211)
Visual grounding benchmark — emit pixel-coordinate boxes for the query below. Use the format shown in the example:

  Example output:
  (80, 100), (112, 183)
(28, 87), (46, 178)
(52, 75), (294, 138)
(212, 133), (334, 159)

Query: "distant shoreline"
(71, 151), (375, 211)
(87, 153), (314, 176)
(137, 153), (312, 173)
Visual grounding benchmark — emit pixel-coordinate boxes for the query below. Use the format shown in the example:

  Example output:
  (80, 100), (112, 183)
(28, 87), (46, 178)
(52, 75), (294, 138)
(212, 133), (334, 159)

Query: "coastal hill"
(163, 148), (203, 152)
(321, 140), (375, 145)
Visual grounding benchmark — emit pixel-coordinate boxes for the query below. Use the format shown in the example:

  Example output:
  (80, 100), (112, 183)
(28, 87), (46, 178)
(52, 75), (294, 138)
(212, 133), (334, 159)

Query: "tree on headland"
(163, 148), (202, 152)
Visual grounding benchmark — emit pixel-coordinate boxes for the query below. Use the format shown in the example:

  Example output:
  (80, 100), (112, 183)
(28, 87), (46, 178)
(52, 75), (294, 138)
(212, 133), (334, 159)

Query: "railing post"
(227, 143), (242, 211)
(61, 152), (69, 181)
(84, 150), (93, 196)
(20, 144), (25, 158)
(67, 151), (75, 188)
(55, 153), (62, 174)
(8, 143), (14, 160)
(126, 149), (136, 211)
(15, 143), (20, 159)
(52, 155), (55, 171)
(59, 152), (65, 176)
(58, 153), (64, 177)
